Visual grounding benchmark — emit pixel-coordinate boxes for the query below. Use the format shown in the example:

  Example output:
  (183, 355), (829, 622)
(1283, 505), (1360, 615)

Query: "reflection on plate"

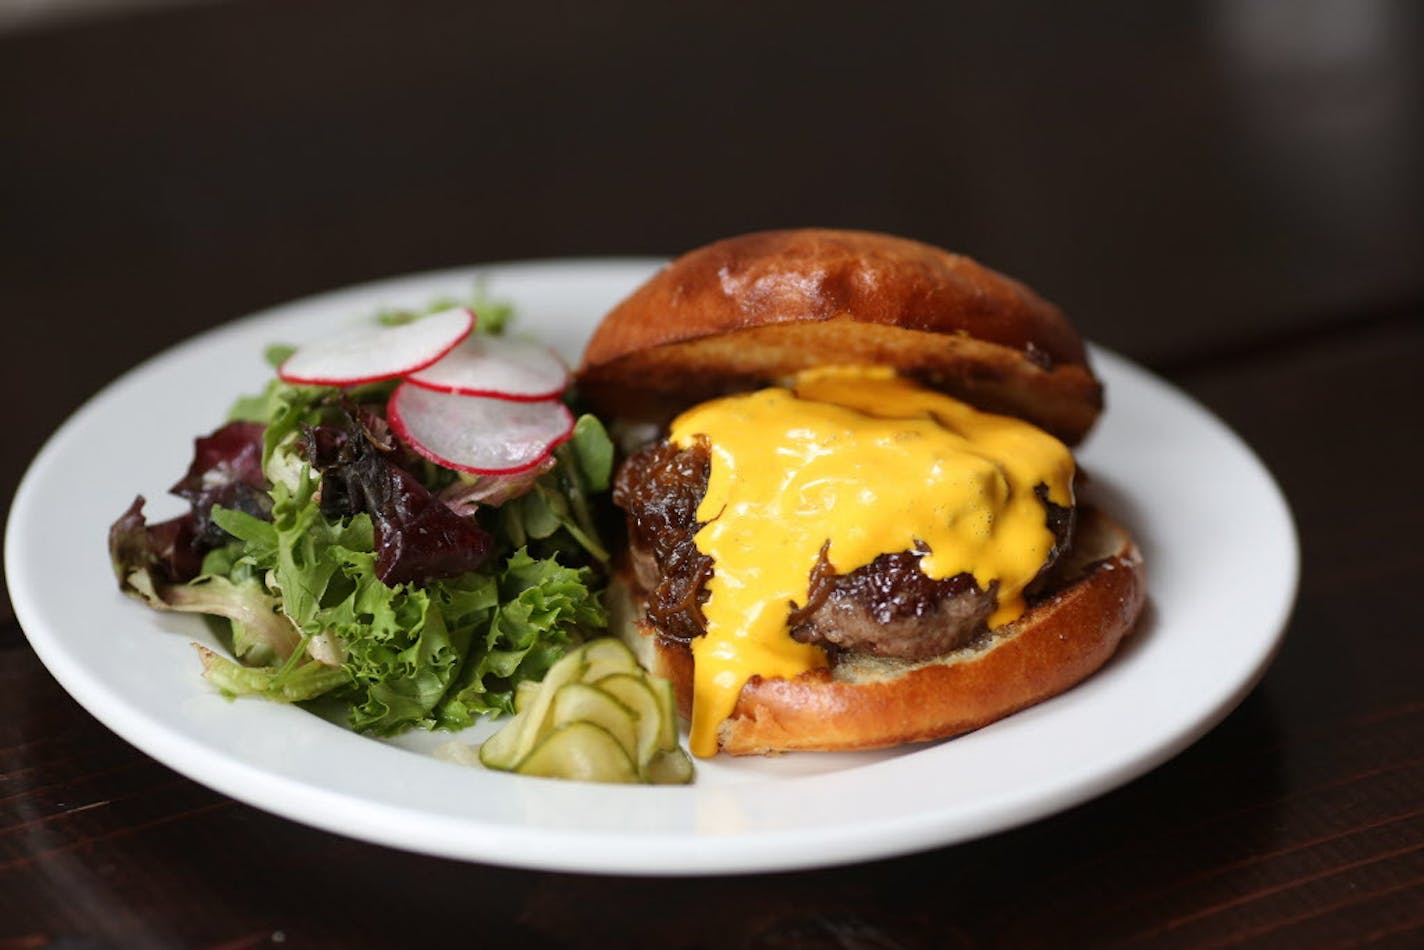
(5, 261), (1298, 875)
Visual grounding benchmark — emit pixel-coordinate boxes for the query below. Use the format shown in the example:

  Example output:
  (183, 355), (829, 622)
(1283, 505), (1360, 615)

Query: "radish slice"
(406, 334), (569, 401)
(278, 308), (474, 386)
(388, 383), (575, 474)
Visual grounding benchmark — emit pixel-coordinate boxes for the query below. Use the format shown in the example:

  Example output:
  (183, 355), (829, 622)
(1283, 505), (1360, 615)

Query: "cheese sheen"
(668, 367), (1075, 757)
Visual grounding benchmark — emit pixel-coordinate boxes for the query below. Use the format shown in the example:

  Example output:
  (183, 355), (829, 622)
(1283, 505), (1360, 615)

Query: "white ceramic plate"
(5, 260), (1298, 876)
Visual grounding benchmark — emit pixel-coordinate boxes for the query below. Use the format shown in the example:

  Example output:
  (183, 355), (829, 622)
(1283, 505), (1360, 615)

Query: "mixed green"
(108, 298), (616, 735)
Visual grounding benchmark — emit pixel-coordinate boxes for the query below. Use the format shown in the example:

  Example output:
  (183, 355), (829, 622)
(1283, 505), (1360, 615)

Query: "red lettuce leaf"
(169, 420), (272, 547)
(109, 495), (205, 586)
(304, 416), (493, 586)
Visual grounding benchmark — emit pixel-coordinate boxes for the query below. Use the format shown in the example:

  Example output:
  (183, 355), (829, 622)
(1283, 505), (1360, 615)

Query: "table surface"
(2, 2), (1422, 946)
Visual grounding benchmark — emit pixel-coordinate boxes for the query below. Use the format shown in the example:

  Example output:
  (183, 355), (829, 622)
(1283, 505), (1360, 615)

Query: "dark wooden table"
(3, 3), (1421, 946)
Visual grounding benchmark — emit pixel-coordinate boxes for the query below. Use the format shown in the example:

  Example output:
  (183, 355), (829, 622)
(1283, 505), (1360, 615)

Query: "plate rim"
(4, 258), (1300, 876)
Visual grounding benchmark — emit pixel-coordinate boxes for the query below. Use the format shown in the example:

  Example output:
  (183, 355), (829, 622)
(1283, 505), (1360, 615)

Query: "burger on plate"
(576, 229), (1145, 757)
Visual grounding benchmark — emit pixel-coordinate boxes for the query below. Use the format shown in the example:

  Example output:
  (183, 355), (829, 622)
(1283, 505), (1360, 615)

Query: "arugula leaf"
(495, 414), (614, 564)
(566, 413), (614, 493)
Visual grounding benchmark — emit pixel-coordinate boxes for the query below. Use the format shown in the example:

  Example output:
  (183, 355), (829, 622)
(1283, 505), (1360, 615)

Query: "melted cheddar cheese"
(667, 366), (1075, 757)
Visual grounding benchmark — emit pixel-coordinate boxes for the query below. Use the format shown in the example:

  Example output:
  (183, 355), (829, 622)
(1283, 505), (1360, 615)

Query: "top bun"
(578, 229), (1102, 444)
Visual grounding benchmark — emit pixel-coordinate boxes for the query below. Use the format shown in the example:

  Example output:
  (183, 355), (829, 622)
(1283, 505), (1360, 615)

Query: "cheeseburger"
(577, 229), (1145, 757)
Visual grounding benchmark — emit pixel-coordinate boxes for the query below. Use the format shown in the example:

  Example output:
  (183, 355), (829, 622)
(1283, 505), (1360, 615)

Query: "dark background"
(2, 1), (1422, 946)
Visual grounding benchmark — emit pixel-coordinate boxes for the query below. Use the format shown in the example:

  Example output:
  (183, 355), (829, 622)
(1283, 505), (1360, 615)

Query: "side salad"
(108, 295), (617, 737)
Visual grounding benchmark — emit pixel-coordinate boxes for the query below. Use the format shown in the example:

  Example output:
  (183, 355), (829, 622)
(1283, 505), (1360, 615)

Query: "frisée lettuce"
(109, 298), (614, 735)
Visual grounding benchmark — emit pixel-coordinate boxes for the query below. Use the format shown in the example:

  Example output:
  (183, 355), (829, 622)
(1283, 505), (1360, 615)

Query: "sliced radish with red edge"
(278, 307), (474, 386)
(388, 382), (575, 475)
(407, 334), (569, 401)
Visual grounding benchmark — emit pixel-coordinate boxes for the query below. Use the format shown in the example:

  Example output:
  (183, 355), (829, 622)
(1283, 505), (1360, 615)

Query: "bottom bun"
(614, 506), (1146, 756)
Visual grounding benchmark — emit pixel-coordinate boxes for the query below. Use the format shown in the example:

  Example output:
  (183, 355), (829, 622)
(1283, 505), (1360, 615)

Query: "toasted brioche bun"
(580, 229), (1145, 755)
(579, 228), (1102, 444)
(613, 506), (1144, 755)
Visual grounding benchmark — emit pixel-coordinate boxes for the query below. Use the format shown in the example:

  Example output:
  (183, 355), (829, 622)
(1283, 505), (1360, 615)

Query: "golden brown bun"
(579, 229), (1102, 444)
(615, 506), (1145, 756)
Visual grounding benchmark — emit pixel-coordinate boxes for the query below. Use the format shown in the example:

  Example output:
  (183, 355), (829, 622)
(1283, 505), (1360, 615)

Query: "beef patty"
(613, 439), (1073, 662)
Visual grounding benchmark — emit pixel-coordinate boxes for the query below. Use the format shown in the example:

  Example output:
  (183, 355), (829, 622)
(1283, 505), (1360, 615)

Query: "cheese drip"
(668, 366), (1076, 757)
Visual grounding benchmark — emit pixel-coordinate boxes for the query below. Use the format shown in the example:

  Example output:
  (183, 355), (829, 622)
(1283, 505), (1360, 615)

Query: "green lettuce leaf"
(206, 469), (605, 735)
(436, 548), (606, 729)
(197, 645), (348, 702)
